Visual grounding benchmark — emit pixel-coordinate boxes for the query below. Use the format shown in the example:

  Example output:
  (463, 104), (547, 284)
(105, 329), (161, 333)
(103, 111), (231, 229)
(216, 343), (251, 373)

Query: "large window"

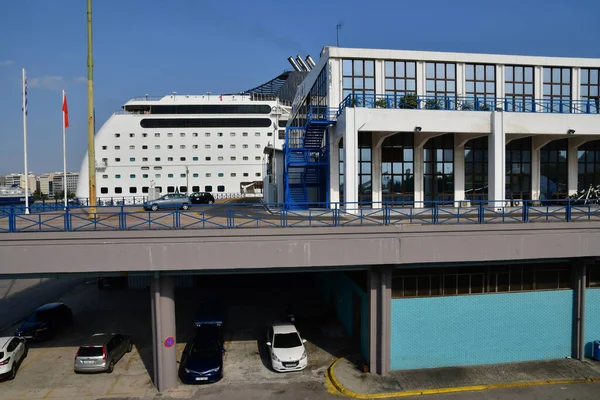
(465, 64), (495, 110)
(580, 68), (600, 113)
(540, 139), (568, 200)
(424, 134), (454, 203)
(505, 66), (534, 112)
(578, 140), (600, 191)
(464, 137), (488, 201)
(506, 137), (532, 200)
(342, 59), (375, 101)
(425, 62), (456, 108)
(382, 133), (414, 205)
(385, 61), (417, 107)
(358, 133), (372, 204)
(392, 262), (572, 298)
(543, 67), (571, 113)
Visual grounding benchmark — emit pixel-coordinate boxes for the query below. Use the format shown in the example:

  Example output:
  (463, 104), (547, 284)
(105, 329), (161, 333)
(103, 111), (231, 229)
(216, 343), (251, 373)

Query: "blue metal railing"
(339, 93), (600, 115)
(1, 199), (599, 233)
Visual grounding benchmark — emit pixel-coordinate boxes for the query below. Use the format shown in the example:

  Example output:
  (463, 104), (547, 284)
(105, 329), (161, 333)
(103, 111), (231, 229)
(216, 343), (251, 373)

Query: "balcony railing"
(339, 93), (600, 115)
(0, 199), (598, 233)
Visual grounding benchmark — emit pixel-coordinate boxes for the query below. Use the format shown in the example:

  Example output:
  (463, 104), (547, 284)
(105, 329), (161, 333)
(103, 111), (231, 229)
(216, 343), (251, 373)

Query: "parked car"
(189, 192), (215, 205)
(143, 193), (190, 211)
(15, 303), (73, 341)
(97, 276), (128, 289)
(179, 306), (225, 384)
(74, 333), (132, 374)
(266, 323), (307, 372)
(0, 336), (27, 381)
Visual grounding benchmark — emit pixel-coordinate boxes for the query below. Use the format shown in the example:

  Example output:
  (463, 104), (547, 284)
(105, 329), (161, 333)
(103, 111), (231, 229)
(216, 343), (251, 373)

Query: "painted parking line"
(18, 348), (50, 372)
(42, 371), (71, 399)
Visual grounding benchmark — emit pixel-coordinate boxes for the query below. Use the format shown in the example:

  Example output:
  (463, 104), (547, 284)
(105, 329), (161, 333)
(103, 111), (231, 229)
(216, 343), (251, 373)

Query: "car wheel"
(127, 343), (133, 353)
(181, 204), (189, 210)
(8, 363), (16, 380)
(208, 200), (214, 204)
(151, 205), (159, 211)
(107, 361), (115, 374)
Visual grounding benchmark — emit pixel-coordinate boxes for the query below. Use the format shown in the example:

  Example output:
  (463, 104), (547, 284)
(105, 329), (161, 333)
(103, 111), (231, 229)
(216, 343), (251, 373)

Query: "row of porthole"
(105, 172), (261, 179)
(104, 144), (264, 150)
(103, 155), (263, 163)
(113, 132), (269, 138)
(99, 185), (226, 195)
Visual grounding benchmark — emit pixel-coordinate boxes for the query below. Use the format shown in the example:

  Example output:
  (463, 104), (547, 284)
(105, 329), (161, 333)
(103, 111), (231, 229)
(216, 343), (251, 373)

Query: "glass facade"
(465, 64), (495, 110)
(384, 61), (417, 107)
(505, 66), (534, 112)
(424, 134), (454, 203)
(506, 138), (532, 200)
(543, 67), (571, 113)
(358, 133), (372, 204)
(426, 63), (456, 107)
(464, 137), (488, 201)
(580, 68), (600, 113)
(382, 133), (414, 205)
(578, 140), (600, 191)
(540, 139), (568, 200)
(342, 59), (375, 100)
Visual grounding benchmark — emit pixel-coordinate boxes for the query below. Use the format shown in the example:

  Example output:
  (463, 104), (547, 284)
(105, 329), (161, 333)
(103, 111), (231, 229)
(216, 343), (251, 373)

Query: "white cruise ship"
(76, 69), (308, 203)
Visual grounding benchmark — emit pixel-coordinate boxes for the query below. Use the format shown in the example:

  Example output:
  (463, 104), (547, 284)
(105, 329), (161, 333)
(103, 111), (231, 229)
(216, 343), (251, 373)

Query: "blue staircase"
(284, 107), (336, 209)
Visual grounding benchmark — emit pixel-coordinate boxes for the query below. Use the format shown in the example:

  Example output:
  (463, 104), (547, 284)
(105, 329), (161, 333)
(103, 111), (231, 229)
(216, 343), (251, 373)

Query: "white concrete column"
(453, 134), (468, 205)
(496, 65), (505, 100)
(344, 108), (359, 208)
(573, 68), (581, 111)
(489, 111), (506, 206)
(532, 136), (555, 201)
(151, 275), (177, 392)
(417, 61), (426, 98)
(456, 63), (465, 97)
(329, 129), (341, 205)
(375, 59), (385, 96)
(535, 66), (543, 112)
(329, 58), (342, 109)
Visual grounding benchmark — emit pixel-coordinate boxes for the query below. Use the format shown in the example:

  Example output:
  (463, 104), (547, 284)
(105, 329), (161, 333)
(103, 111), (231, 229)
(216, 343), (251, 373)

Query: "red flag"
(62, 92), (69, 128)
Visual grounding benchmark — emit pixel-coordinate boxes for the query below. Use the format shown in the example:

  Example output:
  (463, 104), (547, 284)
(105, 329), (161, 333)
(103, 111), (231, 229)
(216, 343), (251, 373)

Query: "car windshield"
(191, 340), (220, 354)
(273, 332), (302, 349)
(78, 346), (103, 357)
(0, 352), (4, 359)
(25, 310), (50, 323)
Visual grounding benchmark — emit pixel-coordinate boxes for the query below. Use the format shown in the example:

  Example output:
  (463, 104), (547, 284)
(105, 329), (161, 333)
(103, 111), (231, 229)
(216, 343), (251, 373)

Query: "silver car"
(143, 193), (190, 211)
(74, 333), (132, 374)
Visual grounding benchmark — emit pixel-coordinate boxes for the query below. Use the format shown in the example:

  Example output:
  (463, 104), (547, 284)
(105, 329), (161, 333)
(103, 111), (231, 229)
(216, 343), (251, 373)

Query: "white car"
(0, 336), (27, 381)
(266, 323), (307, 372)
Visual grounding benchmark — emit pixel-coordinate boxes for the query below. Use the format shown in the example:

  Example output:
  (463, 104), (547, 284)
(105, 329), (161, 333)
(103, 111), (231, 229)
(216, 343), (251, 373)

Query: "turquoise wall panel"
(585, 289), (600, 358)
(391, 290), (573, 370)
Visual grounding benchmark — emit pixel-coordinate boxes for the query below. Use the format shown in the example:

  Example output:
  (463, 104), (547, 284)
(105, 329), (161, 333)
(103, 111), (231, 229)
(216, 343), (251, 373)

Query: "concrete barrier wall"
(390, 290), (573, 370)
(585, 288), (600, 358)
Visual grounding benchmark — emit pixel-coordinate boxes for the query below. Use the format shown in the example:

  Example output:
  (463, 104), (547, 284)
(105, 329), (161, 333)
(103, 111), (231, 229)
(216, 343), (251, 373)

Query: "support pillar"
(489, 111), (506, 207)
(151, 274), (177, 392)
(573, 258), (592, 361)
(368, 266), (392, 375)
(344, 108), (358, 209)
(329, 131), (341, 206)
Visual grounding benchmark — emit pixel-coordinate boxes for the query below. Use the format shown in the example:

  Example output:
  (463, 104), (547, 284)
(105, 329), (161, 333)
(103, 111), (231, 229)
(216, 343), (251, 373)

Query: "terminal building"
(278, 46), (600, 372)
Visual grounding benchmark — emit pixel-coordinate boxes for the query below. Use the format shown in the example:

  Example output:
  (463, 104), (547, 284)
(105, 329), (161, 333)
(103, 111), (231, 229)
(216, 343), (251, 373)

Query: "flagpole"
(22, 68), (30, 215)
(63, 90), (67, 210)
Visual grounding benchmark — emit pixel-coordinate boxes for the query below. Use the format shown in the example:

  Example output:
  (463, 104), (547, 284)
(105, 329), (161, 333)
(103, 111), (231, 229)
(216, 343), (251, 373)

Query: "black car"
(189, 192), (215, 205)
(15, 303), (73, 341)
(179, 325), (225, 384)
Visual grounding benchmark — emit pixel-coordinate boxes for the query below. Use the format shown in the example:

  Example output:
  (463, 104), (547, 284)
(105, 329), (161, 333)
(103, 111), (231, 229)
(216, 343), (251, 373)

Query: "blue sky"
(1, 0), (599, 175)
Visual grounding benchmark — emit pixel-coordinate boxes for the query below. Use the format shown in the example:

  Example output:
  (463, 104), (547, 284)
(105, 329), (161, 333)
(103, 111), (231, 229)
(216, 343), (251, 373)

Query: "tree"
(32, 189), (48, 201)
(54, 191), (76, 200)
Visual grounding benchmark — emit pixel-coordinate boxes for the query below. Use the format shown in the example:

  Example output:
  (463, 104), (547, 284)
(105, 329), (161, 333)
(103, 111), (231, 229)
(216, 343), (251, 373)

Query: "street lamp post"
(186, 166), (189, 194)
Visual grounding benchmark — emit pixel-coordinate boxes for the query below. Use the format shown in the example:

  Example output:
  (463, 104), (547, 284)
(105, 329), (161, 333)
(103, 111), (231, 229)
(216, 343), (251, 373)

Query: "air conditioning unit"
(512, 199), (523, 207)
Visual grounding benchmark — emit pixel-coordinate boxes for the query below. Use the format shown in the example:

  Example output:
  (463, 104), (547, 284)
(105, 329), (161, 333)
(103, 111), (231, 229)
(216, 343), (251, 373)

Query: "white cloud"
(28, 76), (64, 91)
(0, 60), (15, 67)
(74, 76), (87, 83)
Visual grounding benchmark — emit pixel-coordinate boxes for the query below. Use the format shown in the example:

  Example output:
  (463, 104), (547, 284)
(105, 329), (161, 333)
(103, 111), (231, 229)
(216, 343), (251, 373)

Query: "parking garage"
(0, 270), (367, 398)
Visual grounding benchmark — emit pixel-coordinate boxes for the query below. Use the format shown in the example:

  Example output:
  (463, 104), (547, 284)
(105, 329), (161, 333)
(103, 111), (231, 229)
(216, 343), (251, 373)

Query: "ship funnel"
(287, 57), (301, 72)
(305, 55), (316, 69)
(296, 55), (311, 71)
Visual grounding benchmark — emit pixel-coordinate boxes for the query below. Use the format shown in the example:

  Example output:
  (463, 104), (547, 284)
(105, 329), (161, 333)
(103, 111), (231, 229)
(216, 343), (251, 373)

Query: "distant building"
(5, 173), (22, 187)
(39, 173), (55, 196)
(53, 172), (79, 195)
(0, 175), (6, 186)
(19, 173), (37, 194)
